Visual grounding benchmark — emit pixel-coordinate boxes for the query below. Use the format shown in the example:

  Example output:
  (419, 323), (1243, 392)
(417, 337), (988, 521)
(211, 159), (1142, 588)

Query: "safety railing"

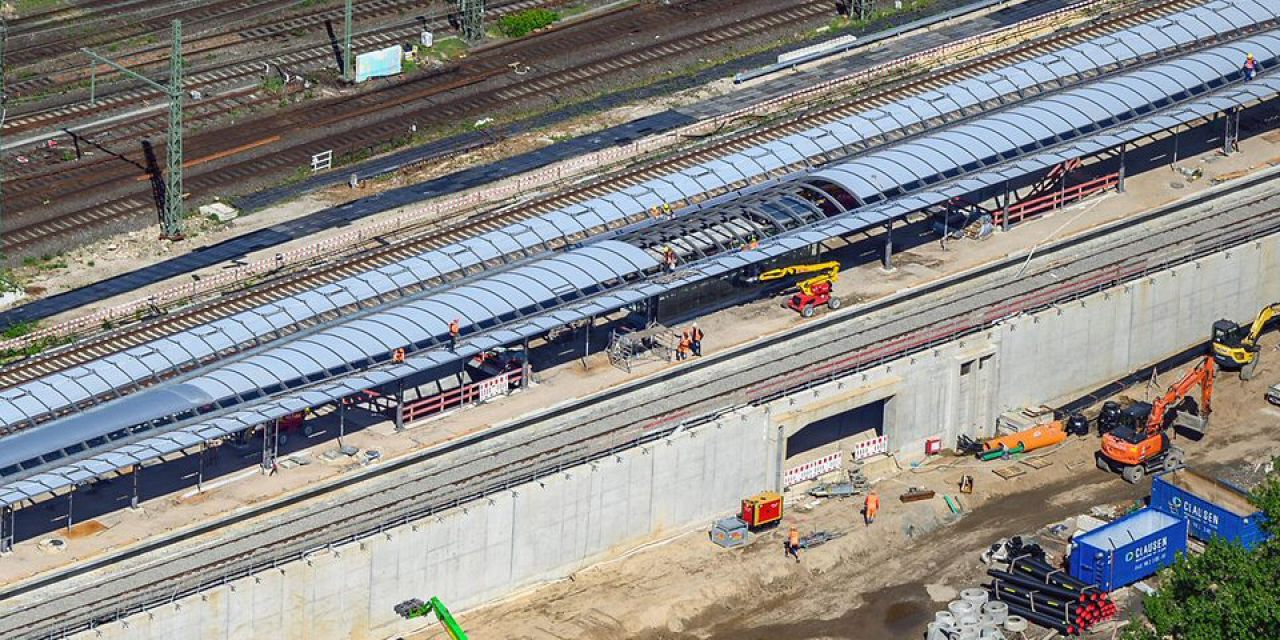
(0, 0), (1103, 355)
(398, 370), (525, 425)
(994, 172), (1120, 228)
(745, 210), (1280, 406)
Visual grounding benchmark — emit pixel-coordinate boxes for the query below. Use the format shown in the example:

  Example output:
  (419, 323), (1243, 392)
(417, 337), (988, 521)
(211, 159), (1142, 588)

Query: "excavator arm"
(397, 596), (469, 639)
(1243, 304), (1280, 349)
(1146, 357), (1215, 436)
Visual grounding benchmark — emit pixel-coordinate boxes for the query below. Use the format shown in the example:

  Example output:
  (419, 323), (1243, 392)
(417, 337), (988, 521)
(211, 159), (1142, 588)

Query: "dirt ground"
(407, 341), (1280, 640)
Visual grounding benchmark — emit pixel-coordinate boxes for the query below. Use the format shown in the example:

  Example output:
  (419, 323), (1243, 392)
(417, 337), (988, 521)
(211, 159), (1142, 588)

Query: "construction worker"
(650, 205), (661, 219)
(663, 246), (678, 272)
(662, 202), (673, 218)
(677, 330), (692, 361)
(689, 322), (704, 357)
(448, 318), (461, 351)
(1245, 53), (1257, 80)
(785, 527), (801, 562)
(864, 490), (879, 526)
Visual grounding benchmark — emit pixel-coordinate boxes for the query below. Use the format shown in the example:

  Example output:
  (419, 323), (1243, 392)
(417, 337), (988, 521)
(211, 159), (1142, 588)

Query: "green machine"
(395, 596), (468, 639)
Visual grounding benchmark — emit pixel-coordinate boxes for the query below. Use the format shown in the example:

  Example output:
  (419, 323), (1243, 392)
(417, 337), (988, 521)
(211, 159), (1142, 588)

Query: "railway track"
(0, 0), (1216, 390)
(0, 0), (840, 256)
(5, 143), (1277, 640)
(1, 0), (555, 141)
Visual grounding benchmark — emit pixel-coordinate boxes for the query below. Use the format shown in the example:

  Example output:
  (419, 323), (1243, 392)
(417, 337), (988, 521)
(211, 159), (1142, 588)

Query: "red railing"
(994, 172), (1119, 228)
(0, 0), (1103, 355)
(744, 261), (1147, 401)
(398, 370), (525, 425)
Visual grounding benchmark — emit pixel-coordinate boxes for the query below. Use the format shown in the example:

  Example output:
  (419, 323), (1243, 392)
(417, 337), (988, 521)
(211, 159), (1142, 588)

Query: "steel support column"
(343, 0), (353, 83)
(338, 399), (347, 446)
(522, 337), (531, 388)
(197, 442), (205, 492)
(163, 20), (184, 239)
(130, 464), (141, 510)
(66, 486), (75, 532)
(0, 18), (7, 266)
(582, 316), (592, 369)
(882, 222), (894, 271)
(0, 505), (13, 554)
(394, 381), (405, 431)
(457, 0), (485, 42)
(1000, 181), (1011, 232)
(1118, 143), (1127, 193)
(262, 419), (279, 472)
(1222, 107), (1241, 155)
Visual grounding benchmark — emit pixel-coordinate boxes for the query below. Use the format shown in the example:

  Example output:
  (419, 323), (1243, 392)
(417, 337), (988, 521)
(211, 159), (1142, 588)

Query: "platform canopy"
(2, 31), (1275, 506)
(0, 0), (1270, 436)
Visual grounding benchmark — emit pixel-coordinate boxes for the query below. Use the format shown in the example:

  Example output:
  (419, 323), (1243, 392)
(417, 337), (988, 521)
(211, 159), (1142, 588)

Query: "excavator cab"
(1097, 357), (1212, 483)
(1098, 404), (1180, 484)
(1212, 304), (1280, 379)
(1212, 318), (1253, 368)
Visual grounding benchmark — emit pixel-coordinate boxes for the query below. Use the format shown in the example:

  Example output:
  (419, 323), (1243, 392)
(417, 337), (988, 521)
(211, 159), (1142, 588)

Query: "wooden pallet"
(1021, 457), (1054, 470)
(993, 466), (1027, 480)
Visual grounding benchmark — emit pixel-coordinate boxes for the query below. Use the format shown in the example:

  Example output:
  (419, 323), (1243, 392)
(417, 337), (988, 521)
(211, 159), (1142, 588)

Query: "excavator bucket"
(1172, 412), (1208, 436)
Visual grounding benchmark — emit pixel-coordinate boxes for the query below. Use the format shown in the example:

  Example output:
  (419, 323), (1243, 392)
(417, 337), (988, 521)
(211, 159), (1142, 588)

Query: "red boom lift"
(753, 261), (842, 317)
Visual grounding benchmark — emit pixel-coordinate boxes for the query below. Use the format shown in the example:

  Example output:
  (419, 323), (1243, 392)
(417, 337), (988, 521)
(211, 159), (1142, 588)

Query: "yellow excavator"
(1212, 303), (1280, 380)
(753, 261), (841, 317)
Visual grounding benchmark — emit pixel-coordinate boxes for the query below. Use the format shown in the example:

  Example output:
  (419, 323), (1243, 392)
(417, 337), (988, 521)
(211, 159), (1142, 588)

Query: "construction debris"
(899, 487), (935, 503)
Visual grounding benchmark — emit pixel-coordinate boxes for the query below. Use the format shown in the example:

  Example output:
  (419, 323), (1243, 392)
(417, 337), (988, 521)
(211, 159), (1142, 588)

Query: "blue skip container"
(1151, 469), (1270, 551)
(1069, 508), (1188, 592)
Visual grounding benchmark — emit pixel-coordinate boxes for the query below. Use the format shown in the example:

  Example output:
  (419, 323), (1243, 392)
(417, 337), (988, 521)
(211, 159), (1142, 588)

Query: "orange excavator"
(1096, 357), (1214, 483)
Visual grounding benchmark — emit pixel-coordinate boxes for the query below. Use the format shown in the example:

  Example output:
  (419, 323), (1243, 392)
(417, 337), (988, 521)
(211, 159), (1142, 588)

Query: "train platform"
(0, 0), (1072, 330)
(3, 107), (1276, 592)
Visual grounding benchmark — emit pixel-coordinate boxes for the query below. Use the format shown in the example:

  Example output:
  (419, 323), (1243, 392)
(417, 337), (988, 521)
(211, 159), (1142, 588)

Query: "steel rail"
(0, 0), (1196, 389)
(5, 160), (1277, 640)
(0, 0), (1114, 354)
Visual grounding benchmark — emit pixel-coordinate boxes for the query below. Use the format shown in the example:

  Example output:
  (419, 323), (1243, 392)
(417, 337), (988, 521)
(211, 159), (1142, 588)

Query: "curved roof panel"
(0, 2), (1274, 475)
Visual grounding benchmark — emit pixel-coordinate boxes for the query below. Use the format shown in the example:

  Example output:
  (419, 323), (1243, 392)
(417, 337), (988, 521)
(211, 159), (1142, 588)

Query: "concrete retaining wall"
(77, 411), (772, 640)
(72, 234), (1280, 640)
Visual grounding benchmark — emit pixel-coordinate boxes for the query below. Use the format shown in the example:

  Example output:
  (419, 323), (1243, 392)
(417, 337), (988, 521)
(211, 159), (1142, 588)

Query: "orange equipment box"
(741, 491), (784, 528)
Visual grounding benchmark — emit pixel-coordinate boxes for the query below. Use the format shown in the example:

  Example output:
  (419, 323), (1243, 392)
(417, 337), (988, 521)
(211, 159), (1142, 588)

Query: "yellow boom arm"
(1243, 304), (1280, 349)
(756, 261), (840, 297)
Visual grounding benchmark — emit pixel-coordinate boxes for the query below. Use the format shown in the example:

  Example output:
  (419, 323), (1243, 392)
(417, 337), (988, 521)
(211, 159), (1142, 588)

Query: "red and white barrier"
(852, 434), (889, 461)
(784, 451), (843, 486)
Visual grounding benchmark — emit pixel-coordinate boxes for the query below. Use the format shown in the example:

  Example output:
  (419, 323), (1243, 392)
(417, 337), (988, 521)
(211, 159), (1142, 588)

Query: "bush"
(497, 9), (560, 38)
(1125, 469), (1280, 640)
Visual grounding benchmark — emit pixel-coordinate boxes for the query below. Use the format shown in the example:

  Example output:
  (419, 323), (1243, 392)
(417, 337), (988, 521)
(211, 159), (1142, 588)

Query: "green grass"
(497, 8), (560, 38)
(0, 319), (72, 364)
(422, 37), (468, 61)
(261, 75), (286, 95)
(12, 0), (63, 16)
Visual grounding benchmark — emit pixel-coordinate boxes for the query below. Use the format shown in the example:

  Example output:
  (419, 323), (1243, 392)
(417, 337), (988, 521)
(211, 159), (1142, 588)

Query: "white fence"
(784, 451), (844, 486)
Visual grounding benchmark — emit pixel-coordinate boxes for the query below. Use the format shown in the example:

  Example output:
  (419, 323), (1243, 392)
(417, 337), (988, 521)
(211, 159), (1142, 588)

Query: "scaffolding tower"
(456, 0), (485, 42)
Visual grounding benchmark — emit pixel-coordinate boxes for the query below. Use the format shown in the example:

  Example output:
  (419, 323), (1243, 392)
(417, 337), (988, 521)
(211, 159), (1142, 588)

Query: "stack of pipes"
(985, 554), (1116, 636)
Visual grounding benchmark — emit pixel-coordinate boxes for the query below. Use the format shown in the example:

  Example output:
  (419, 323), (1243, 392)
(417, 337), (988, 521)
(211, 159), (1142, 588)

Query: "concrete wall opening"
(786, 398), (886, 459)
(957, 354), (996, 438)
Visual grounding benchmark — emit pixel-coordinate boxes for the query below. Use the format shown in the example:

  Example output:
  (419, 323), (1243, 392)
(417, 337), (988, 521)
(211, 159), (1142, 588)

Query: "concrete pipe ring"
(1003, 615), (1029, 632)
(961, 588), (989, 606)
